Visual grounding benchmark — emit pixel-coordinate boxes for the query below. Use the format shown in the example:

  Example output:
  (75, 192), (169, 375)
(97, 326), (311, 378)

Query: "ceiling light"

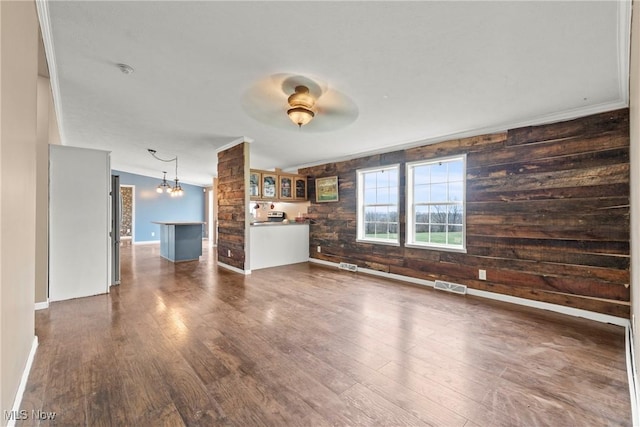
(156, 171), (171, 193)
(148, 149), (184, 197)
(287, 85), (315, 127)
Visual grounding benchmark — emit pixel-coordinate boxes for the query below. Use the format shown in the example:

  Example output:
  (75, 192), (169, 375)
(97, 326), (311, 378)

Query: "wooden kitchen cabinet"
(249, 170), (261, 198)
(294, 176), (307, 200)
(261, 172), (278, 199)
(279, 175), (294, 200)
(249, 169), (307, 201)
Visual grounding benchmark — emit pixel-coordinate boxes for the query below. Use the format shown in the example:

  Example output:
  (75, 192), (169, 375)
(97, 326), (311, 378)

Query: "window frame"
(405, 154), (467, 253)
(356, 164), (401, 246)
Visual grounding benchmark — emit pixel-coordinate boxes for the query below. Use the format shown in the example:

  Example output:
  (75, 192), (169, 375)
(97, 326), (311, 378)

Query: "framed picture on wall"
(316, 176), (339, 203)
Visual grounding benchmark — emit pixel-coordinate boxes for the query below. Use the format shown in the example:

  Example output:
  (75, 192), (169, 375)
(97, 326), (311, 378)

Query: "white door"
(49, 145), (110, 301)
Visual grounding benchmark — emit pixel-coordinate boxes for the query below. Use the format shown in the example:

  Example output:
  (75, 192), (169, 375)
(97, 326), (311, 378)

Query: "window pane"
(414, 184), (429, 203)
(376, 171), (389, 188)
(414, 165), (430, 185)
(415, 223), (429, 241)
(375, 206), (389, 222)
(415, 206), (428, 223)
(359, 166), (399, 243)
(448, 160), (464, 180)
(364, 222), (375, 236)
(430, 224), (446, 242)
(388, 171), (398, 187)
(448, 204), (463, 225)
(407, 157), (465, 250)
(430, 205), (447, 224)
(364, 172), (376, 188)
(431, 183), (447, 202)
(375, 222), (389, 238)
(448, 225), (463, 245)
(364, 188), (377, 204)
(364, 206), (376, 221)
(377, 187), (389, 204)
(431, 163), (447, 183)
(389, 222), (398, 235)
(389, 187), (398, 204)
(449, 181), (463, 202)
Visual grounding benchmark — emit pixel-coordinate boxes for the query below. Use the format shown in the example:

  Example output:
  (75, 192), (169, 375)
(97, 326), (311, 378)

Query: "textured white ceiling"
(39, 1), (630, 186)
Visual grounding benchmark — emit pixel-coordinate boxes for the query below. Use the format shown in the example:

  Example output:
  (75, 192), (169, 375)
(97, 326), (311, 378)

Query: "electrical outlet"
(151, 232), (155, 237)
(317, 246), (321, 253)
(479, 269), (486, 280)
(227, 249), (231, 257)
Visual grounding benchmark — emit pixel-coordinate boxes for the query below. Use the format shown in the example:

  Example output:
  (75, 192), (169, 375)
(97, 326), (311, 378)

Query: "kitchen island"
(249, 222), (309, 270)
(153, 221), (204, 262)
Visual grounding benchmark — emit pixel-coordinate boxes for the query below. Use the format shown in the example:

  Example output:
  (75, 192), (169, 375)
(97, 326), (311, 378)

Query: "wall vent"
(434, 280), (467, 295)
(338, 262), (358, 272)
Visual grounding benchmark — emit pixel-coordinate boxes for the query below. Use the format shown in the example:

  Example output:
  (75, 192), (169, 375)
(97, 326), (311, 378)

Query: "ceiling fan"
(241, 73), (359, 132)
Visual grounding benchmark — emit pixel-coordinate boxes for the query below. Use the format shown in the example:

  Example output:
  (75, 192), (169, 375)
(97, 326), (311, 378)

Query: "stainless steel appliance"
(267, 211), (286, 222)
(111, 174), (121, 285)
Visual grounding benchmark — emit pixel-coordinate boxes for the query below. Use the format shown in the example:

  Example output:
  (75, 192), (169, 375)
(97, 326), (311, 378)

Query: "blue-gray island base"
(152, 221), (204, 262)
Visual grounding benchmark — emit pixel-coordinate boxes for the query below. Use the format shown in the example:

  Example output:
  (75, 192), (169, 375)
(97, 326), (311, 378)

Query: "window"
(406, 155), (466, 251)
(357, 165), (400, 245)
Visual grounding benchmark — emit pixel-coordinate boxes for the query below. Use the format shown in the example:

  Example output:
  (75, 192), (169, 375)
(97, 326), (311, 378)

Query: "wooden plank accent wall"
(299, 109), (630, 317)
(217, 142), (248, 270)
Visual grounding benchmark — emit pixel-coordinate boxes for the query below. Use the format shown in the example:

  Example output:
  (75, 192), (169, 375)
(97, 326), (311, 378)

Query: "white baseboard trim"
(34, 299), (49, 310)
(308, 258), (628, 327)
(7, 336), (38, 427)
(133, 240), (160, 245)
(626, 325), (640, 427)
(217, 261), (250, 275)
(467, 288), (629, 327)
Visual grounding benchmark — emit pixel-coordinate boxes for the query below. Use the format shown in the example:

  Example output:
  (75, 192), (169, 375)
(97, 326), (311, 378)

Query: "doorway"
(120, 185), (135, 244)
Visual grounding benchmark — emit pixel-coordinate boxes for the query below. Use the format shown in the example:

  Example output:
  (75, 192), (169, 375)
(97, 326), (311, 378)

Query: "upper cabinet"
(250, 169), (307, 201)
(261, 172), (278, 199)
(279, 175), (293, 200)
(249, 170), (261, 198)
(294, 176), (307, 200)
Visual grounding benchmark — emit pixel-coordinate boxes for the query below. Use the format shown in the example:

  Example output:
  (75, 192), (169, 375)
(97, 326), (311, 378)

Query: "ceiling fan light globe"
(287, 107), (315, 127)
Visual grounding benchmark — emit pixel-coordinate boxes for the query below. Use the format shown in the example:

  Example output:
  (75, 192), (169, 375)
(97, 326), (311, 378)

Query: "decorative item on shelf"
(148, 149), (184, 197)
(287, 85), (315, 127)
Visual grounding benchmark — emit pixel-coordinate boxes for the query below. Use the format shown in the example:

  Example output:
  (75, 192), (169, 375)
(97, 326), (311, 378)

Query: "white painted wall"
(49, 145), (111, 302)
(0, 0), (38, 417)
(630, 0), (640, 405)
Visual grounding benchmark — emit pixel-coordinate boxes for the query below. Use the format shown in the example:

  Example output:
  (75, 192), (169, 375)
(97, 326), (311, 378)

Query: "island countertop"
(152, 221), (205, 225)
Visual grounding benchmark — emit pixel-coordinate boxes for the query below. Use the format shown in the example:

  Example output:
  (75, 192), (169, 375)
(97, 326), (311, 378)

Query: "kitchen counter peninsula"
(152, 221), (204, 262)
(249, 222), (309, 270)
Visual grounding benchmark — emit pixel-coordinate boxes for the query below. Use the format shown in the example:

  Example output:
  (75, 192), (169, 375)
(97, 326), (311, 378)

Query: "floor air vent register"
(434, 280), (468, 295)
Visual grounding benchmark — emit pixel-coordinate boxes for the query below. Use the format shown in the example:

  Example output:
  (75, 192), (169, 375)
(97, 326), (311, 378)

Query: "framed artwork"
(315, 176), (339, 203)
(261, 173), (278, 199)
(279, 175), (293, 200)
(249, 171), (261, 198)
(294, 177), (307, 200)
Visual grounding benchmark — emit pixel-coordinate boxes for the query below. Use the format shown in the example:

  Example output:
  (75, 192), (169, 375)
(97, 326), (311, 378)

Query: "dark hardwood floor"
(19, 243), (630, 426)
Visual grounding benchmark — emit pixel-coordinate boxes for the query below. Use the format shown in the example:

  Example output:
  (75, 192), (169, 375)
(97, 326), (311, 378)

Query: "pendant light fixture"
(156, 171), (171, 193)
(148, 149), (185, 197)
(287, 85), (315, 127)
